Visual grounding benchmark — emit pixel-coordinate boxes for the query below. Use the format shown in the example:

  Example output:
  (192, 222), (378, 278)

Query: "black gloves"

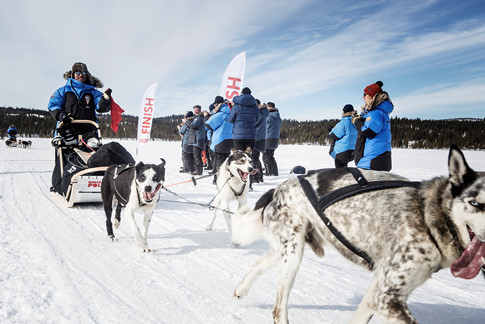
(57, 115), (77, 146)
(61, 113), (73, 124)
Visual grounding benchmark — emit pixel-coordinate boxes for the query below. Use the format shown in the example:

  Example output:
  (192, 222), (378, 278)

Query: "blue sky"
(1, 0), (484, 120)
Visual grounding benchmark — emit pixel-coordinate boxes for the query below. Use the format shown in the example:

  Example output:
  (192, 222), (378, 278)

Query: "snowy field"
(1, 138), (484, 324)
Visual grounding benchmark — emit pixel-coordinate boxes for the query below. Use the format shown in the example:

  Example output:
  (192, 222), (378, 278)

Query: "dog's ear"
(135, 161), (145, 174)
(448, 144), (476, 196)
(230, 147), (237, 154)
(158, 158), (166, 168)
(245, 146), (252, 156)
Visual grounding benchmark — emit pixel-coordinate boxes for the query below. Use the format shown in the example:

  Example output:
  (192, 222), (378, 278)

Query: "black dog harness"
(111, 164), (135, 207)
(298, 167), (421, 269)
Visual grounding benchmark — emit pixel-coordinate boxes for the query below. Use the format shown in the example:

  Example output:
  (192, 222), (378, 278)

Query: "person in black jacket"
(188, 105), (206, 175)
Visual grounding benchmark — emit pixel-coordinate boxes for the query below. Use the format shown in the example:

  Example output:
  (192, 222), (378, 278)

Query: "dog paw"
(233, 290), (244, 300)
(205, 225), (213, 231)
(108, 235), (116, 242)
(143, 248), (152, 253)
(233, 287), (247, 299)
(113, 219), (120, 229)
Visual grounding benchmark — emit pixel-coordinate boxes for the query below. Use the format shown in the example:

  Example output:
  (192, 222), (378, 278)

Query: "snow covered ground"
(1, 138), (484, 324)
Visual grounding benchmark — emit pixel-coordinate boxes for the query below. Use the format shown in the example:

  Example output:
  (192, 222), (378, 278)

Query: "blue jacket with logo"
(254, 107), (269, 153)
(266, 108), (282, 149)
(205, 103), (233, 153)
(48, 78), (107, 124)
(357, 100), (393, 169)
(329, 116), (357, 159)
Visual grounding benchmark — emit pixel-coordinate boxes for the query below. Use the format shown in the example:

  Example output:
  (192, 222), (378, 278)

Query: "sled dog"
(231, 145), (485, 323)
(101, 159), (166, 252)
(206, 147), (258, 233)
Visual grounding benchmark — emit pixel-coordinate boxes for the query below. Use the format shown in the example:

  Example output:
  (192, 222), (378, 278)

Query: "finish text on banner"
(136, 82), (158, 155)
(219, 52), (246, 101)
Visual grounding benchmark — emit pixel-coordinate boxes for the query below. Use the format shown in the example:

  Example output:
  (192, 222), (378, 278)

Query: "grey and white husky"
(231, 145), (485, 323)
(206, 147), (258, 233)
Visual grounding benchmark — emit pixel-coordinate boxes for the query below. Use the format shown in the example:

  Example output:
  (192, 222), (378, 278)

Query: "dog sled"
(51, 120), (135, 207)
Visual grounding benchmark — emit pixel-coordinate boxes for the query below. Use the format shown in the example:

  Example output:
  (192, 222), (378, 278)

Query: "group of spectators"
(45, 61), (392, 190)
(178, 87), (282, 186)
(329, 81), (393, 171)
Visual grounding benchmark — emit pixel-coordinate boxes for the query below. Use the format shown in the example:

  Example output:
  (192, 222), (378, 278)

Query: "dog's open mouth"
(451, 225), (485, 279)
(142, 183), (162, 203)
(237, 168), (259, 183)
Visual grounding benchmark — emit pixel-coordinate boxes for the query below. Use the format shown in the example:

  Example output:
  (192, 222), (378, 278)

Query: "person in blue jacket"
(228, 87), (260, 151)
(7, 124), (18, 140)
(48, 62), (111, 146)
(48, 62), (112, 193)
(188, 105), (206, 175)
(329, 104), (358, 168)
(252, 99), (269, 183)
(352, 81), (393, 171)
(205, 96), (234, 181)
(263, 102), (282, 176)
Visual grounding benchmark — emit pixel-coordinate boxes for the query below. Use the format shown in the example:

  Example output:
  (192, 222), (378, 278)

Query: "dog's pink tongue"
(144, 192), (154, 201)
(451, 236), (485, 279)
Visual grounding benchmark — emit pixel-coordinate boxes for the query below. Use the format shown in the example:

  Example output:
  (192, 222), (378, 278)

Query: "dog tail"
(231, 189), (275, 247)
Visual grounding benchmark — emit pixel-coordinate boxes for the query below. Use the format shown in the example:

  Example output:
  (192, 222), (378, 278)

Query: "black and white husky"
(206, 147), (258, 233)
(231, 145), (485, 323)
(101, 159), (166, 253)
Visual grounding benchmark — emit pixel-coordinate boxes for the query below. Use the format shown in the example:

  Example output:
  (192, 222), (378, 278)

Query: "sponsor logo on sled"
(88, 180), (102, 188)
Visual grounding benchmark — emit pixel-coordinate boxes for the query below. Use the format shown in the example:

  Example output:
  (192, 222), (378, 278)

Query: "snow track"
(1, 139), (484, 323)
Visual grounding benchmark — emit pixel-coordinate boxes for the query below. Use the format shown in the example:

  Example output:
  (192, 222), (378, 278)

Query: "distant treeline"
(1, 106), (484, 149)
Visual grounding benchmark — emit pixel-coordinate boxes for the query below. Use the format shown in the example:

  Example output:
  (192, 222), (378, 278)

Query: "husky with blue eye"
(101, 159), (166, 252)
(231, 145), (485, 323)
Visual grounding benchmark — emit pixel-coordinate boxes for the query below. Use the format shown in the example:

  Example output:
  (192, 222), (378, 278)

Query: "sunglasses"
(74, 71), (87, 76)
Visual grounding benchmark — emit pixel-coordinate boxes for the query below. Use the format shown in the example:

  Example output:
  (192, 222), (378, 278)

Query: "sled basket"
(64, 167), (108, 207)
(55, 120), (106, 207)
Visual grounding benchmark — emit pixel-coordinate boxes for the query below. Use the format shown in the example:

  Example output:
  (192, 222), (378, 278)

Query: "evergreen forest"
(1, 107), (484, 150)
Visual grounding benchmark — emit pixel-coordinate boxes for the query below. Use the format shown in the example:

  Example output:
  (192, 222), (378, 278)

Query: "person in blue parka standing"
(329, 104), (357, 168)
(263, 102), (282, 176)
(228, 87), (260, 151)
(352, 81), (393, 171)
(252, 99), (269, 183)
(205, 96), (234, 183)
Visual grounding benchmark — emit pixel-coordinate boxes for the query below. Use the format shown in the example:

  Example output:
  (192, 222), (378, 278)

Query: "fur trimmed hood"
(342, 110), (357, 118)
(361, 91), (393, 114)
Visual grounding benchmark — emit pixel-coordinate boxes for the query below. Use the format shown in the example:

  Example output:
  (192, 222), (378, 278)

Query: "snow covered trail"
(1, 139), (484, 323)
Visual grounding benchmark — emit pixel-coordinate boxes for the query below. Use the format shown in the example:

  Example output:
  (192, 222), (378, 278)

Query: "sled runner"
(51, 120), (135, 207)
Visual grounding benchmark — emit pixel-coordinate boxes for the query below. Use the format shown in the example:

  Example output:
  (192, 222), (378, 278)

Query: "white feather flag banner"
(136, 82), (158, 156)
(219, 52), (246, 101)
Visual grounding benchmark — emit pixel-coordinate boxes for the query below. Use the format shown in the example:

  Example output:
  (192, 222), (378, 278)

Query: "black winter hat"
(241, 87), (251, 95)
(185, 111), (194, 118)
(343, 104), (354, 113)
(214, 95), (224, 104)
(208, 103), (215, 111)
